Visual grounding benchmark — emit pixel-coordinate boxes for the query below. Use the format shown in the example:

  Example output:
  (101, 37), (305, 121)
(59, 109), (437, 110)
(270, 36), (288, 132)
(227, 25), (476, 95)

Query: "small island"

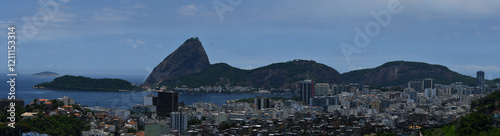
(34, 75), (136, 91)
(33, 71), (59, 76)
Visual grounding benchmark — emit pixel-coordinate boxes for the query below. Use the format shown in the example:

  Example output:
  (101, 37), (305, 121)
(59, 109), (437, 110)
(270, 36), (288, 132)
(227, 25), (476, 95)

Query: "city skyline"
(1, 0), (499, 79)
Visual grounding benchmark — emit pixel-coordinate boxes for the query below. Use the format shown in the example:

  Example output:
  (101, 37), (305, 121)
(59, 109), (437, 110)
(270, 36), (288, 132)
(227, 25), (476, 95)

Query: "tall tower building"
(477, 71), (485, 94)
(408, 81), (423, 93)
(254, 96), (270, 110)
(408, 90), (418, 103)
(423, 78), (433, 89)
(157, 91), (178, 115)
(314, 83), (330, 96)
(170, 112), (187, 133)
(144, 95), (155, 106)
(300, 80), (315, 105)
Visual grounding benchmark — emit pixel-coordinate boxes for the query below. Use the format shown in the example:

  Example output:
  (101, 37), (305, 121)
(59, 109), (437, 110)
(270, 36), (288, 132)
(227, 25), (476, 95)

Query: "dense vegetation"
(188, 118), (202, 125)
(160, 60), (341, 89)
(184, 37), (199, 43)
(341, 61), (478, 87)
(0, 99), (89, 135)
(471, 90), (500, 114)
(494, 78), (500, 84)
(160, 60), (487, 89)
(422, 90), (500, 136)
(161, 63), (253, 87)
(17, 115), (88, 135)
(35, 75), (135, 91)
(423, 113), (500, 136)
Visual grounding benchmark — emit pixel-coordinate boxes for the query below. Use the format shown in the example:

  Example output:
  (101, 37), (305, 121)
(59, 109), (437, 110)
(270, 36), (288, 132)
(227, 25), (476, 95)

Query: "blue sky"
(1, 0), (499, 79)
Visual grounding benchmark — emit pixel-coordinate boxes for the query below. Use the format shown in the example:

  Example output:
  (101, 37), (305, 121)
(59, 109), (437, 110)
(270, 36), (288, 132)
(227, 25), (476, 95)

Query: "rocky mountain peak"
(143, 37), (210, 86)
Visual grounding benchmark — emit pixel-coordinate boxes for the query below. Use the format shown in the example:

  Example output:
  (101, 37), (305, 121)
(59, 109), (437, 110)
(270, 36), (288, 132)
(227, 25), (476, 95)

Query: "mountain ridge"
(341, 60), (478, 87)
(159, 60), (343, 90)
(144, 37), (496, 89)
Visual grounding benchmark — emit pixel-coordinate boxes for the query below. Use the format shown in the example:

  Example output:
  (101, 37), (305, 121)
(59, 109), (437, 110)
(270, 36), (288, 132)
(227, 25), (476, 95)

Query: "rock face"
(143, 37), (210, 86)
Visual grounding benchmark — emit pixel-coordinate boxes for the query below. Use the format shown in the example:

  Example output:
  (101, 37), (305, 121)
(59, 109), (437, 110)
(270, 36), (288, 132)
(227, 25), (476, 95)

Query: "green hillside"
(35, 75), (135, 91)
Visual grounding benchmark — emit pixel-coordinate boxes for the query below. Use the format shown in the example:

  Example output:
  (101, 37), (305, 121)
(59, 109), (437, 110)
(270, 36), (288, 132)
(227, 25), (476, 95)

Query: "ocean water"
(0, 74), (292, 109)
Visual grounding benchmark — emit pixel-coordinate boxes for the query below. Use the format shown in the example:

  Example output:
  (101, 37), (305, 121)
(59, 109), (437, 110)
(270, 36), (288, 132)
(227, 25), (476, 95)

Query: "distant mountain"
(494, 78), (500, 83)
(34, 75), (135, 91)
(143, 37), (342, 89)
(250, 60), (342, 89)
(143, 37), (210, 86)
(341, 61), (477, 87)
(160, 59), (342, 89)
(33, 71), (59, 76)
(144, 37), (491, 89)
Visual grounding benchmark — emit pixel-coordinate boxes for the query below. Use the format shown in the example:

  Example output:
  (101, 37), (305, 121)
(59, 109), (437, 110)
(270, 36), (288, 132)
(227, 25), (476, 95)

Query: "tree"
(127, 128), (137, 133)
(188, 119), (202, 125)
(457, 113), (492, 135)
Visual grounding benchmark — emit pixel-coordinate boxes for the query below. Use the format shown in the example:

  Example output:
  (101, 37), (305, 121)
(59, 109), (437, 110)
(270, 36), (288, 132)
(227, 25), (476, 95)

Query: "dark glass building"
(477, 71), (485, 94)
(157, 91), (178, 115)
(300, 80), (315, 105)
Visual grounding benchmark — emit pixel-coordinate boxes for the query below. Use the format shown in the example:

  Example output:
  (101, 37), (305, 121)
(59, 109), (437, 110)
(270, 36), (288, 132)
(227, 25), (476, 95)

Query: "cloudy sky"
(1, 0), (499, 80)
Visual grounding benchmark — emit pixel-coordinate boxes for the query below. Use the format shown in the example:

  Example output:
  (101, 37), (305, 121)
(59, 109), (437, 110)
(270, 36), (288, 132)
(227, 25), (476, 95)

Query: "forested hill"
(34, 75), (135, 91)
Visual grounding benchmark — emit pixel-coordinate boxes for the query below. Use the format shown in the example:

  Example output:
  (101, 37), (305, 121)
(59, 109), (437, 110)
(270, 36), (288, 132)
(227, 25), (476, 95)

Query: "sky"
(1, 0), (499, 80)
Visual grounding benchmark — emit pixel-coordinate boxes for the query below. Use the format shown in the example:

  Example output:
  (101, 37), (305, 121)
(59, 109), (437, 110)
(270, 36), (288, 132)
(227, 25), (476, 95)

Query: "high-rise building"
(423, 78), (433, 89)
(310, 96), (339, 107)
(477, 71), (485, 94)
(408, 90), (418, 103)
(58, 96), (74, 106)
(314, 83), (330, 96)
(370, 101), (381, 112)
(157, 92), (178, 115)
(300, 80), (315, 105)
(408, 81), (423, 92)
(254, 96), (270, 110)
(170, 112), (187, 133)
(144, 95), (155, 106)
(424, 88), (437, 98)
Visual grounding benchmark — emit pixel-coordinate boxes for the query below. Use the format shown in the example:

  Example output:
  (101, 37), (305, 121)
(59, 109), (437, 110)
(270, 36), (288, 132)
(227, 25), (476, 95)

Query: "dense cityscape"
(2, 1), (499, 136)
(1, 71), (499, 135)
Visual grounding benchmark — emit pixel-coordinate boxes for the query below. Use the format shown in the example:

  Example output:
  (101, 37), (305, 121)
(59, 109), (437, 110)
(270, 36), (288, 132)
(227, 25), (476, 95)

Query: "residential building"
(300, 80), (315, 105)
(170, 112), (187, 133)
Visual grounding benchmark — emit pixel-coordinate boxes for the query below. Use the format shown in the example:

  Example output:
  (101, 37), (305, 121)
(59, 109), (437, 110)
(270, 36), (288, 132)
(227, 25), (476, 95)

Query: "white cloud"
(51, 11), (75, 23)
(177, 5), (199, 16)
(0, 20), (13, 29)
(426, 0), (500, 14)
(131, 3), (146, 9)
(124, 39), (146, 48)
(93, 8), (133, 21)
(59, 0), (71, 3)
(490, 26), (500, 30)
(0, 20), (14, 23)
